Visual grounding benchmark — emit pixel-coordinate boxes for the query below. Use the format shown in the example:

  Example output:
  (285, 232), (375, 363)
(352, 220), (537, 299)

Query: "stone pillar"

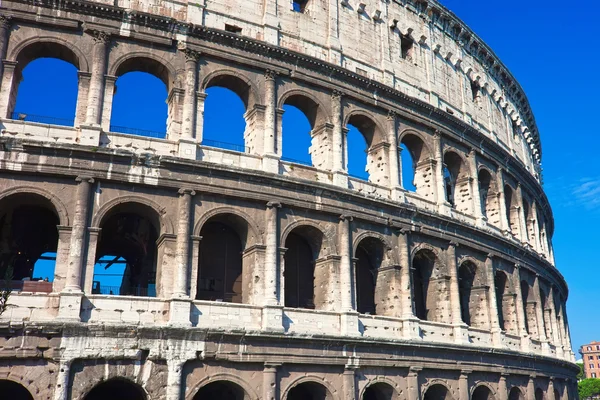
(497, 373), (509, 400)
(514, 265), (530, 351)
(433, 131), (449, 213)
(263, 364), (278, 400)
(180, 48), (200, 140)
(459, 371), (470, 400)
(468, 149), (484, 223)
(264, 201), (280, 305)
(339, 215), (354, 311)
(82, 227), (101, 294)
(516, 184), (529, 243)
(64, 177), (94, 292)
(407, 367), (421, 400)
(532, 206), (542, 254)
(331, 90), (347, 186)
(195, 92), (207, 144)
(53, 359), (72, 400)
(398, 228), (418, 338)
(85, 30), (110, 126)
(166, 359), (185, 400)
(387, 111), (402, 198)
(448, 241), (467, 343)
(485, 254), (502, 346)
(0, 60), (17, 118)
(262, 70), (279, 172)
(548, 377), (555, 400)
(0, 16), (12, 85)
(527, 376), (535, 400)
(534, 275), (548, 342)
(173, 189), (195, 297)
(496, 168), (509, 232)
(99, 75), (116, 131)
(343, 368), (356, 400)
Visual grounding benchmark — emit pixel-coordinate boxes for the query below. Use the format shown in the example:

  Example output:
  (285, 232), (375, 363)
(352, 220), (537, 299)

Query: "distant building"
(581, 342), (600, 378)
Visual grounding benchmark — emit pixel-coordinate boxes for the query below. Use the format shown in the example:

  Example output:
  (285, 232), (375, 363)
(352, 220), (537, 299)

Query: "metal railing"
(281, 155), (312, 166)
(109, 125), (166, 139)
(91, 284), (155, 297)
(202, 139), (248, 153)
(10, 112), (74, 127)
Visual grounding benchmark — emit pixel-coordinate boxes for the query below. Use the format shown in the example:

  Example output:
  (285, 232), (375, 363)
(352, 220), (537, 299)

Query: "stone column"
(99, 75), (116, 132)
(331, 90), (347, 186)
(0, 60), (17, 118)
(407, 367), (421, 400)
(468, 149), (484, 223)
(516, 184), (529, 243)
(387, 111), (402, 198)
(459, 371), (470, 400)
(485, 254), (502, 346)
(83, 227), (101, 294)
(343, 368), (356, 400)
(433, 131), (449, 213)
(0, 16), (12, 84)
(180, 48), (200, 140)
(85, 30), (110, 126)
(497, 373), (509, 400)
(173, 189), (195, 297)
(339, 215), (354, 311)
(448, 241), (467, 343)
(534, 275), (548, 342)
(53, 359), (72, 400)
(532, 206), (542, 254)
(527, 376), (535, 400)
(398, 228), (418, 338)
(264, 201), (280, 305)
(263, 364), (278, 400)
(262, 70), (279, 172)
(496, 168), (509, 232)
(64, 177), (94, 292)
(514, 265), (529, 351)
(548, 377), (555, 400)
(166, 359), (185, 400)
(195, 92), (207, 144)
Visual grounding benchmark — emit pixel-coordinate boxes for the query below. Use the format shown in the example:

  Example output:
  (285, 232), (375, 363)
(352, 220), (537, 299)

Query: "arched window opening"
(288, 382), (329, 400)
(400, 143), (416, 192)
(400, 34), (414, 61)
(521, 280), (531, 335)
(355, 237), (384, 315)
(535, 388), (545, 400)
(471, 80), (481, 102)
(84, 378), (146, 400)
(509, 387), (525, 400)
(472, 385), (495, 400)
(504, 185), (520, 236)
(0, 380), (34, 400)
(423, 384), (452, 400)
(292, 0), (308, 13)
(478, 169), (500, 224)
(443, 164), (454, 205)
(203, 75), (252, 153)
(522, 198), (531, 242)
(12, 58), (78, 126)
(347, 123), (369, 180)
(443, 151), (469, 211)
(197, 214), (250, 303)
(284, 231), (316, 309)
(400, 134), (434, 200)
(193, 381), (246, 400)
(0, 193), (59, 292)
(363, 382), (396, 400)
(346, 114), (384, 184)
(282, 97), (315, 165)
(494, 270), (508, 332)
(458, 261), (477, 326)
(553, 388), (561, 400)
(412, 249), (447, 323)
(95, 203), (160, 297)
(110, 71), (168, 138)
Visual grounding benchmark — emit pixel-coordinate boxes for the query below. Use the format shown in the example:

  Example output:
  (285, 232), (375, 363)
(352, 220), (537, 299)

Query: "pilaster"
(84, 30), (110, 126)
(447, 241), (468, 343)
(331, 90), (348, 186)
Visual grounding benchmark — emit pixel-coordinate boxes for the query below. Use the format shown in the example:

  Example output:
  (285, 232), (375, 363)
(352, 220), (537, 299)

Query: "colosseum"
(0, 0), (578, 398)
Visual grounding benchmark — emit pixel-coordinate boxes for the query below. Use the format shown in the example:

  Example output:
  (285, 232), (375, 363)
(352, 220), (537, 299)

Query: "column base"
(401, 317), (421, 340)
(178, 138), (198, 160)
(491, 328), (504, 348)
(341, 311), (361, 336)
(168, 298), (192, 327)
(437, 202), (452, 216)
(78, 124), (102, 147)
(262, 153), (280, 174)
(453, 324), (469, 345)
(520, 334), (530, 352)
(332, 171), (348, 188)
(262, 304), (284, 332)
(541, 340), (551, 356)
(56, 291), (83, 322)
(391, 186), (405, 203)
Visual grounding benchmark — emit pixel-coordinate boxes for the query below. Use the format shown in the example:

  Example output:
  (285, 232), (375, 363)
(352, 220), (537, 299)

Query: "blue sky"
(16, 0), (598, 355)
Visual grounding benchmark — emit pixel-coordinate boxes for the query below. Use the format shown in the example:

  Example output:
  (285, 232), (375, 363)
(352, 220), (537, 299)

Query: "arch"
(352, 231), (393, 258)
(354, 235), (388, 315)
(201, 69), (260, 109)
(399, 130), (434, 199)
(535, 387), (545, 400)
(458, 260), (478, 326)
(193, 207), (261, 248)
(478, 168), (500, 225)
(0, 379), (34, 400)
(422, 382), (454, 400)
(411, 246), (449, 323)
(508, 387), (525, 400)
(9, 36), (89, 72)
(109, 52), (177, 90)
(361, 381), (399, 400)
(92, 196), (174, 235)
(0, 185), (70, 226)
(471, 383), (496, 400)
(282, 376), (338, 400)
(188, 373), (259, 400)
(84, 377), (148, 400)
(398, 129), (433, 158)
(344, 110), (386, 146)
(504, 184), (520, 237)
(278, 89), (330, 128)
(443, 149), (470, 211)
(281, 220), (336, 256)
(359, 378), (400, 400)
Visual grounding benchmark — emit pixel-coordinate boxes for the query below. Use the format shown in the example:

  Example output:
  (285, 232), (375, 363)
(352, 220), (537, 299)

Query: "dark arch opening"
(504, 185), (519, 236)
(0, 379), (34, 400)
(94, 203), (160, 297)
(494, 270), (508, 331)
(478, 169), (492, 218)
(472, 385), (495, 400)
(412, 249), (439, 322)
(12, 55), (78, 126)
(282, 94), (317, 165)
(520, 280), (531, 334)
(535, 388), (545, 400)
(284, 230), (317, 309)
(355, 237), (384, 315)
(203, 86), (247, 152)
(400, 134), (432, 198)
(287, 382), (329, 400)
(193, 381), (246, 400)
(458, 261), (477, 326)
(423, 384), (451, 400)
(0, 193), (59, 292)
(363, 382), (395, 400)
(553, 388), (561, 400)
(509, 387), (525, 400)
(443, 151), (464, 207)
(197, 214), (249, 303)
(84, 378), (146, 400)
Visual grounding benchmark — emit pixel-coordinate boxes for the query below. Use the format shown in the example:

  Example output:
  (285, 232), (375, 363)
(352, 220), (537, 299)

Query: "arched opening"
(346, 114), (385, 184)
(553, 388), (561, 400)
(412, 249), (448, 323)
(504, 185), (520, 236)
(287, 381), (330, 400)
(522, 198), (531, 242)
(472, 385), (495, 400)
(282, 94), (319, 166)
(203, 75), (252, 153)
(193, 381), (247, 400)
(284, 228), (319, 309)
(84, 378), (146, 400)
(0, 379), (34, 400)
(400, 134), (432, 196)
(508, 387), (525, 400)
(521, 280), (532, 335)
(95, 203), (160, 297)
(535, 388), (545, 400)
(458, 261), (477, 326)
(363, 382), (396, 400)
(540, 289), (551, 340)
(478, 169), (500, 225)
(197, 214), (251, 303)
(355, 237), (384, 315)
(0, 193), (59, 292)
(110, 57), (170, 138)
(494, 270), (508, 331)
(423, 384), (452, 400)
(443, 151), (470, 212)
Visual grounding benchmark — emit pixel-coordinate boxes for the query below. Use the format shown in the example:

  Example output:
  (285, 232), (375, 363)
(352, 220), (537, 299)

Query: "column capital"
(88, 227), (102, 234)
(57, 225), (73, 233)
(87, 29), (111, 44)
(75, 176), (95, 184)
(332, 89), (345, 100)
(460, 370), (472, 378)
(486, 253), (495, 261)
(266, 201), (281, 209)
(449, 240), (459, 248)
(339, 214), (354, 222)
(178, 188), (196, 196)
(182, 48), (201, 62)
(408, 366), (422, 375)
(264, 362), (280, 371)
(0, 15), (12, 29)
(264, 69), (278, 81)
(433, 129), (442, 139)
(386, 110), (397, 121)
(500, 372), (510, 379)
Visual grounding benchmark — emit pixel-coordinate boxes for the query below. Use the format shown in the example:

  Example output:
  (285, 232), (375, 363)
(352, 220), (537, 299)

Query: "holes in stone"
(401, 34), (413, 61)
(225, 24), (242, 34)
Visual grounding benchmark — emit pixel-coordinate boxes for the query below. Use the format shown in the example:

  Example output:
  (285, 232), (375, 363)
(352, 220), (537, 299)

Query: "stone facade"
(0, 0), (578, 399)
